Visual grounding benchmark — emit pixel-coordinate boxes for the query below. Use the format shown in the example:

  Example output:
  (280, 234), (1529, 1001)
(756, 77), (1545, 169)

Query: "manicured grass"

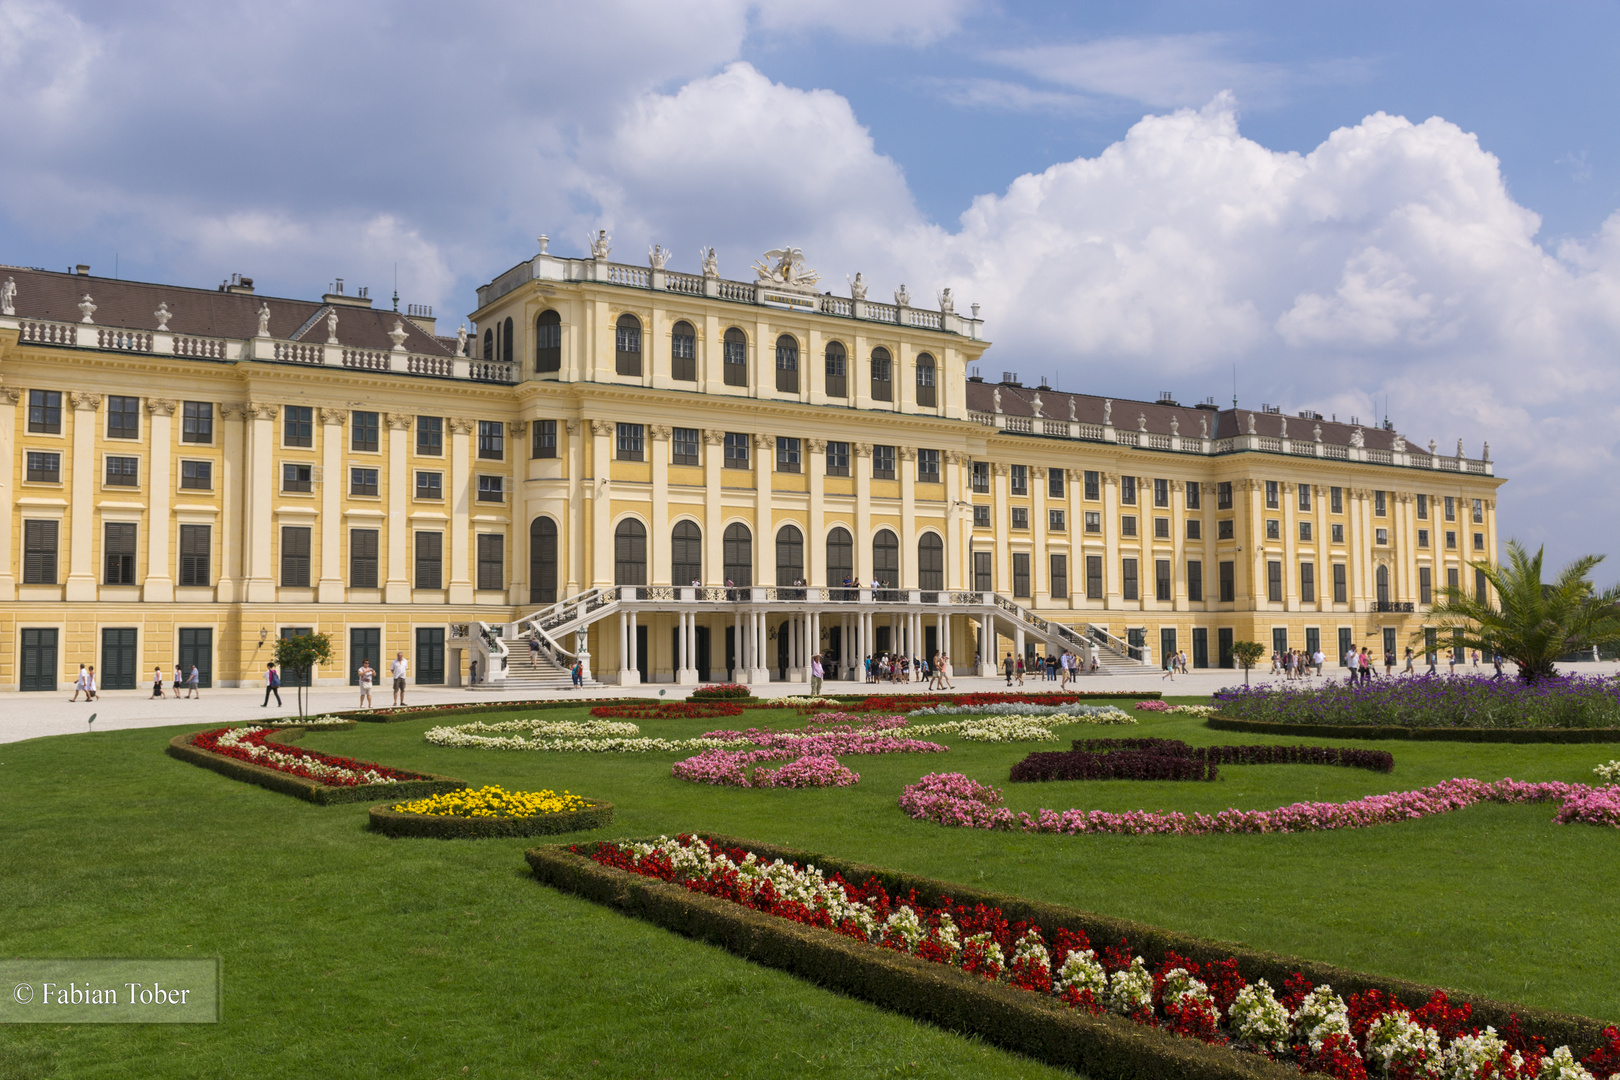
(1, 698), (1616, 1079)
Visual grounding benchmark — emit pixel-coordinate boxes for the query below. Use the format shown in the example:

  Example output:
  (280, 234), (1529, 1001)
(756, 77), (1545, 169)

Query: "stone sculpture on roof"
(1031, 392), (1043, 418)
(894, 283), (911, 307)
(848, 272), (867, 300)
(1350, 426), (1365, 448)
(588, 230), (612, 260)
(256, 303), (270, 337)
(648, 245), (671, 271)
(0, 276), (15, 316)
(1102, 399), (1111, 425)
(992, 386), (1002, 413)
(456, 323), (468, 356)
(1200, 415), (1209, 439)
(1246, 413), (1257, 435)
(326, 309), (339, 344)
(1068, 397), (1077, 422)
(1170, 415), (1179, 436)
(1279, 415), (1288, 439)
(938, 287), (954, 314)
(752, 248), (819, 290)
(154, 302), (171, 331)
(701, 247), (718, 276)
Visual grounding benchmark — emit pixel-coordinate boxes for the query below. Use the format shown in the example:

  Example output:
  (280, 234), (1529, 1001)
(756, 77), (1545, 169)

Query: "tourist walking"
(1404, 647), (1415, 674)
(1344, 646), (1360, 683)
(357, 658), (375, 708)
(1359, 647), (1374, 682)
(1004, 653), (1014, 686)
(1312, 648), (1325, 677)
(186, 664), (201, 699)
(810, 653), (823, 696)
(1384, 649), (1395, 677)
(174, 662), (183, 695)
(391, 652), (409, 706)
(152, 666), (166, 699)
(1492, 652), (1505, 680)
(71, 664), (89, 702)
(1014, 654), (1025, 686)
(85, 665), (98, 701)
(940, 652), (955, 690)
(570, 658), (584, 688)
(262, 662), (282, 707)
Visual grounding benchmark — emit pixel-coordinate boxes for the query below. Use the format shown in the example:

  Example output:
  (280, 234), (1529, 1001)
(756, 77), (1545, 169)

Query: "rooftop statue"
(894, 283), (911, 307)
(154, 302), (171, 332)
(992, 386), (1002, 413)
(1350, 426), (1365, 448)
(752, 247), (819, 289)
(1102, 399), (1111, 425)
(938, 286), (954, 314)
(1246, 412), (1257, 435)
(0, 276), (15, 316)
(648, 244), (671, 271)
(701, 247), (718, 276)
(848, 271), (867, 300)
(326, 308), (340, 344)
(1068, 397), (1077, 422)
(588, 229), (612, 260)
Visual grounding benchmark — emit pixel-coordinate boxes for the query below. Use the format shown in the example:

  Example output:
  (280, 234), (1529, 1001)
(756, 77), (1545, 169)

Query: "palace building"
(0, 241), (1502, 690)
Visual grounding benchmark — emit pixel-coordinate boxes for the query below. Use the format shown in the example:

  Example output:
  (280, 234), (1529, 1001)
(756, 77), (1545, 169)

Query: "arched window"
(529, 517), (558, 603)
(722, 523), (752, 586)
(671, 320), (696, 382)
(482, 327), (493, 361)
(918, 532), (944, 591)
(502, 316), (514, 365)
(535, 310), (561, 373)
(722, 327), (747, 386)
(824, 341), (847, 398)
(915, 353), (937, 407)
(775, 335), (799, 394)
(872, 529), (899, 588)
(1376, 564), (1390, 604)
(614, 519), (646, 586)
(870, 347), (893, 402)
(615, 314), (642, 376)
(776, 525), (804, 586)
(827, 527), (853, 588)
(671, 520), (702, 585)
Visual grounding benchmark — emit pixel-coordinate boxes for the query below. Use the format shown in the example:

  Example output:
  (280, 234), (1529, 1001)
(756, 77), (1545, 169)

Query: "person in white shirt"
(1312, 649), (1325, 677)
(810, 654), (823, 696)
(71, 664), (89, 702)
(1344, 647), (1360, 682)
(186, 664), (201, 699)
(391, 652), (409, 706)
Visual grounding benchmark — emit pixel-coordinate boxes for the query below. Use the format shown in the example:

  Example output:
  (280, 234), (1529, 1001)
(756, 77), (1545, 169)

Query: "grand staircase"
(499, 642), (603, 691)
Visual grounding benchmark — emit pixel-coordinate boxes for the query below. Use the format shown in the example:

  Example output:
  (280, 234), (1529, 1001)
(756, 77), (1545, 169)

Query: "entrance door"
(280, 627), (313, 686)
(1159, 628), (1177, 670)
(1305, 627), (1321, 659)
(349, 627), (382, 685)
(875, 625), (891, 654)
(101, 628), (138, 690)
(1339, 627), (1355, 666)
(20, 628), (58, 691)
(1126, 628), (1145, 662)
(1382, 627), (1397, 659)
(725, 626), (737, 679)
(695, 626), (711, 682)
(637, 625), (649, 684)
(415, 627), (445, 685)
(1217, 627), (1234, 669)
(178, 627), (213, 688)
(1191, 627), (1208, 669)
(777, 621), (791, 680)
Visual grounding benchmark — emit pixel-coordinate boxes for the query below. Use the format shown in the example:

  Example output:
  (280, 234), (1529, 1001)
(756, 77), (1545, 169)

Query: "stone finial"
(326, 309), (340, 344)
(971, 301), (980, 319)
(154, 302), (171, 331)
(1030, 392), (1043, 418)
(1429, 439), (1437, 455)
(537, 234), (550, 255)
(938, 286), (954, 314)
(588, 229), (612, 260)
(1314, 423), (1322, 443)
(388, 319), (408, 351)
(2, 276), (17, 315)
(894, 283), (911, 307)
(78, 293), (96, 324)
(701, 247), (718, 277)
(256, 303), (271, 337)
(648, 244), (671, 271)
(1102, 398), (1112, 425)
(1137, 412), (1147, 432)
(1246, 412), (1257, 435)
(1170, 415), (1179, 436)
(848, 272), (866, 300)
(456, 322), (468, 356)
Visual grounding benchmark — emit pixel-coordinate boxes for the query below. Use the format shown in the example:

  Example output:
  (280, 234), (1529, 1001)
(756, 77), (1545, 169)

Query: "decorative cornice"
(853, 442), (872, 457)
(218, 402), (249, 420)
(247, 401), (279, 420)
(898, 446), (917, 462)
(69, 392), (101, 411)
(992, 462), (1009, 476)
(807, 437), (827, 453)
(146, 398), (177, 416)
(320, 407), (347, 426)
(1029, 464), (1045, 478)
(753, 433), (773, 450)
(589, 419), (615, 437)
(702, 428), (726, 445)
(386, 412), (413, 430)
(449, 417), (477, 435)
(648, 424), (672, 440)
(1102, 472), (1119, 485)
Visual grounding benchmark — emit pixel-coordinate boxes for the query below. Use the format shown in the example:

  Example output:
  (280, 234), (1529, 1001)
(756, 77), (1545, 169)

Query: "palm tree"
(1418, 541), (1620, 683)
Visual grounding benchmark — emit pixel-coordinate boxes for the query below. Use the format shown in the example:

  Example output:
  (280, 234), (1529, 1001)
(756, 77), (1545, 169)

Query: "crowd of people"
(997, 648), (1098, 687)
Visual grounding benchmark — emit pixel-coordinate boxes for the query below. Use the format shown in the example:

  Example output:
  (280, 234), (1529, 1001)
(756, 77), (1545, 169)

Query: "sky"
(2, 0), (1618, 575)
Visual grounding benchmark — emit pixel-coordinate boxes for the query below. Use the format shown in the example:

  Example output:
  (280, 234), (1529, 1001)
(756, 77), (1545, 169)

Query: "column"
(1170, 480), (1186, 613)
(1101, 472), (1121, 606)
(588, 420), (613, 588)
(754, 433), (773, 585)
(733, 610), (744, 681)
(64, 392), (101, 601)
(315, 409), (345, 602)
(142, 399), (177, 601)
(0, 385), (19, 598)
(629, 612), (639, 679)
(679, 609), (697, 685)
(385, 413), (411, 603)
(703, 429), (724, 585)
(650, 425), (671, 584)
(807, 438), (826, 585)
(755, 610), (769, 682)
(1281, 482), (1298, 612)
(853, 442), (872, 580)
(243, 403), (278, 602)
(618, 611), (630, 683)
(944, 451), (965, 589)
(447, 417), (475, 603)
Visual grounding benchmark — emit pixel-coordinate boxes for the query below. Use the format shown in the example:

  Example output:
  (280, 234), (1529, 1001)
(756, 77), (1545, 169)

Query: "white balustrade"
(172, 335), (230, 360)
(408, 354), (452, 376)
(1042, 420), (1070, 437)
(276, 341), (324, 364)
(819, 295), (852, 317)
(342, 348), (389, 371)
(967, 410), (995, 425)
(96, 327), (152, 352)
(717, 280), (756, 303)
(665, 272), (704, 295)
(1077, 423), (1105, 441)
(19, 320), (77, 346)
(606, 265), (650, 288)
(1005, 417), (1033, 433)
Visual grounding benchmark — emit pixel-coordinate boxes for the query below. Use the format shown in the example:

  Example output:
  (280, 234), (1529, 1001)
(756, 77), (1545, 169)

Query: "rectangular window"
(1186, 518), (1201, 540)
(917, 448), (940, 482)
(616, 422), (644, 461)
(1084, 470), (1101, 500)
(106, 395), (140, 439)
(478, 420), (505, 460)
(870, 352), (892, 400)
(826, 441), (849, 477)
(28, 389), (62, 434)
(1011, 507), (1029, 530)
(971, 461), (990, 492)
(776, 437), (801, 473)
(25, 451), (60, 483)
(1266, 480), (1279, 509)
(974, 549), (993, 591)
(1048, 468), (1065, 498)
(1301, 561), (1316, 602)
(1298, 484), (1311, 511)
(1121, 557), (1139, 601)
(1300, 521), (1313, 542)
(476, 475), (504, 503)
(1084, 511), (1101, 533)
(1333, 563), (1347, 603)
(350, 467), (379, 496)
(1012, 552), (1031, 597)
(1417, 493), (1428, 520)
(671, 326), (696, 381)
(1331, 523), (1345, 544)
(1219, 560), (1235, 602)
(417, 416), (443, 456)
(1187, 560), (1203, 602)
(280, 526), (311, 587)
(1331, 486), (1343, 513)
(180, 459), (212, 490)
(1009, 464), (1028, 495)
(532, 418), (557, 459)
(973, 505), (991, 528)
(1266, 519), (1280, 540)
(1217, 481), (1232, 509)
(1120, 475), (1137, 504)
(1419, 565), (1432, 605)
(352, 411), (380, 452)
(284, 405), (313, 447)
(1186, 483), (1201, 510)
(1050, 554), (1068, 600)
(1474, 532), (1485, 551)
(724, 433), (749, 469)
(1049, 508), (1066, 531)
(672, 427), (699, 466)
(1418, 528), (1429, 548)
(723, 335), (747, 386)
(281, 462), (312, 493)
(1267, 560), (1283, 602)
(1086, 555), (1104, 599)
(1155, 559), (1172, 601)
(181, 401), (213, 443)
(349, 529), (379, 588)
(415, 532), (443, 590)
(1472, 498), (1484, 523)
(476, 534), (503, 591)
(1154, 516), (1170, 539)
(103, 522), (137, 585)
(1448, 567), (1460, 591)
(23, 520), (59, 584)
(1444, 496), (1456, 521)
(1154, 478), (1170, 507)
(1375, 527), (1389, 545)
(1374, 490), (1387, 516)
(104, 455), (139, 487)
(415, 470), (442, 500)
(179, 524), (210, 587)
(1446, 530), (1457, 549)
(1218, 518), (1234, 539)
(873, 445), (896, 479)
(1475, 568), (1489, 602)
(1121, 515), (1137, 537)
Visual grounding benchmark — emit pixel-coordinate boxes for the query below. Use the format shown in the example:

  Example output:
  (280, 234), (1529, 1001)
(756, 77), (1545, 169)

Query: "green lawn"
(1, 699), (1616, 1079)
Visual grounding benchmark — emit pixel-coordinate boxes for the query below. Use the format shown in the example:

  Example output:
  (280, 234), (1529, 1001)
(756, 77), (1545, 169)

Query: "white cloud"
(989, 34), (1284, 109)
(751, 0), (979, 45)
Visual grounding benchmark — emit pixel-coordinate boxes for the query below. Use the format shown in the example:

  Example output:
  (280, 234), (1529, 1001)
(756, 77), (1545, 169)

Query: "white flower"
(1539, 1046), (1597, 1080)
(1291, 984), (1351, 1050)
(1009, 930), (1051, 974)
(1442, 1027), (1520, 1080)
(962, 931), (1005, 974)
(1228, 979), (1292, 1053)
(1055, 948), (1107, 999)
(424, 718), (747, 753)
(1363, 1010), (1443, 1077)
(883, 906), (926, 952)
(932, 913), (961, 958)
(1594, 760), (1620, 783)
(1107, 956), (1154, 1015)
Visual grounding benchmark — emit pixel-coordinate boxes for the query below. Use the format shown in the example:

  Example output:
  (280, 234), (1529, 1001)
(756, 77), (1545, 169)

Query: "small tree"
(273, 632), (333, 717)
(1231, 640), (1267, 685)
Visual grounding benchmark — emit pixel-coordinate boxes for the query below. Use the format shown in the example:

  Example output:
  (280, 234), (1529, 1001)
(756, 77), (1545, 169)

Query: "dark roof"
(965, 380), (1418, 453)
(0, 266), (452, 355)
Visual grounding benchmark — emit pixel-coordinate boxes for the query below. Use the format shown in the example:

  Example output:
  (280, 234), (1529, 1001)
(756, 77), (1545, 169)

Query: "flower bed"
(167, 727), (464, 805)
(424, 718), (744, 753)
(1595, 761), (1620, 784)
(531, 834), (1619, 1080)
(265, 715), (357, 730)
(671, 715), (947, 788)
(690, 683), (754, 700)
(1136, 701), (1220, 718)
(1214, 675), (1620, 731)
(838, 691), (1158, 713)
(906, 702), (1136, 720)
(910, 712), (1134, 744)
(901, 773), (1620, 835)
(1008, 738), (1396, 783)
(369, 785), (613, 838)
(589, 700), (756, 719)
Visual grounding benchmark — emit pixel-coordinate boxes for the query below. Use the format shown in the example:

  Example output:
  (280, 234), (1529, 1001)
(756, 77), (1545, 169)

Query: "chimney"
(405, 303), (436, 335)
(75, 264), (90, 276)
(223, 272), (255, 295)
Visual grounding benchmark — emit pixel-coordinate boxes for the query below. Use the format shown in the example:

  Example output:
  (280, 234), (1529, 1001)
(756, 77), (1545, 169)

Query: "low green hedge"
(370, 800), (614, 839)
(527, 835), (1613, 1076)
(1206, 715), (1620, 743)
(165, 729), (466, 805)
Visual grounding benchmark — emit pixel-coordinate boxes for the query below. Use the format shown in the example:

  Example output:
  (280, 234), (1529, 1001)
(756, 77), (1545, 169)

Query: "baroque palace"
(0, 239), (1502, 690)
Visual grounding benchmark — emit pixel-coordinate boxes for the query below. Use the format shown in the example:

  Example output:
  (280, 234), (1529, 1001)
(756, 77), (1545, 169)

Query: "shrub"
(1214, 675), (1620, 730)
(167, 730), (464, 805)
(1007, 738), (1394, 783)
(370, 800), (613, 839)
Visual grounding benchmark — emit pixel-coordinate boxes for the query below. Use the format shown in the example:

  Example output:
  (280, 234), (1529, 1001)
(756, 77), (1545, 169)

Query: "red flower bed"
(588, 700), (773, 720)
(190, 726), (429, 787)
(839, 692), (1103, 713)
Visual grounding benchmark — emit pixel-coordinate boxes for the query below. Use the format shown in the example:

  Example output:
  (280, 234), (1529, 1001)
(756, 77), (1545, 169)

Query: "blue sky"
(2, 0), (1618, 572)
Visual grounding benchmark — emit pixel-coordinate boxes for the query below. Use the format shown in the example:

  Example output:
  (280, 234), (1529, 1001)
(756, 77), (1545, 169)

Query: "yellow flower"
(391, 784), (589, 818)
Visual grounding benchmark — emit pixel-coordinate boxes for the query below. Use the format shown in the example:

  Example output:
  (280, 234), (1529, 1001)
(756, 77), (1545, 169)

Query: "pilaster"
(649, 424), (671, 584)
(64, 392), (100, 601)
(316, 408), (345, 603)
(217, 403), (248, 601)
(703, 428), (724, 585)
(143, 398), (176, 601)
(385, 413), (411, 602)
(448, 416), (475, 602)
(589, 420), (613, 588)
(1029, 466), (1047, 603)
(807, 437), (826, 585)
(243, 402), (278, 602)
(853, 442), (872, 580)
(899, 446), (917, 587)
(754, 433), (773, 584)
(0, 383), (20, 599)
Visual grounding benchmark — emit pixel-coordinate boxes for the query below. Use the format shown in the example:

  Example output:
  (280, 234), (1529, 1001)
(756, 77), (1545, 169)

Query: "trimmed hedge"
(166, 729), (466, 805)
(527, 834), (1614, 1076)
(1009, 738), (1394, 783)
(370, 800), (613, 839)
(264, 719), (358, 732)
(1207, 715), (1620, 743)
